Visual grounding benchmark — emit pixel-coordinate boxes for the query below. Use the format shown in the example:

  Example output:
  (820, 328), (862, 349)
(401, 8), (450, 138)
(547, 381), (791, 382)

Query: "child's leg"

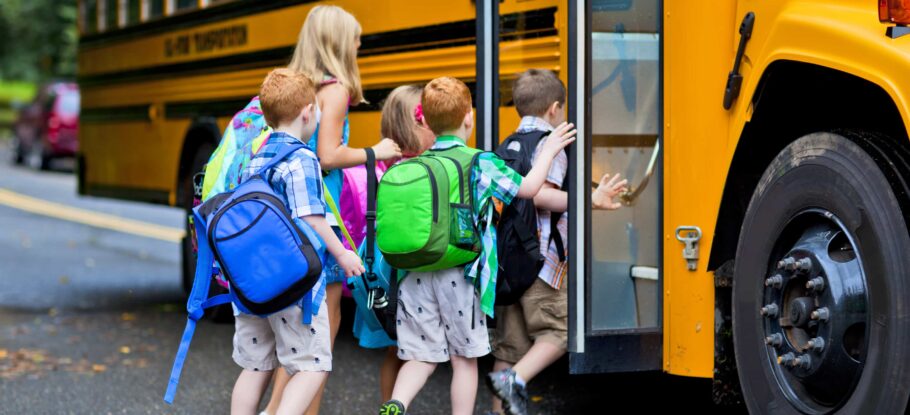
(489, 301), (530, 414)
(381, 346), (404, 402)
(386, 271), (449, 409)
(232, 312), (279, 414)
(450, 355), (478, 415)
(390, 360), (437, 408)
(304, 281), (343, 415)
(275, 371), (329, 415)
(231, 369), (273, 415)
(512, 340), (565, 383)
(512, 278), (568, 383)
(433, 268), (491, 415)
(263, 369), (291, 415)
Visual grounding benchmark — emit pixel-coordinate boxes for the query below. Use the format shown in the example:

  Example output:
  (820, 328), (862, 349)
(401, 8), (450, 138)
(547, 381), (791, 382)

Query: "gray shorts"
(232, 299), (332, 374)
(396, 267), (491, 362)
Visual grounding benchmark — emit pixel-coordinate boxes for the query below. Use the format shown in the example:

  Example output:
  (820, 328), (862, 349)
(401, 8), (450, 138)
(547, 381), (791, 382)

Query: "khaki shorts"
(232, 299), (332, 374)
(491, 278), (567, 364)
(396, 267), (491, 362)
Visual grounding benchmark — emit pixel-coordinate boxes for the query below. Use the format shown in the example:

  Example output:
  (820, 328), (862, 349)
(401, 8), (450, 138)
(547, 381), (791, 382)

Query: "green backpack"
(377, 145), (483, 272)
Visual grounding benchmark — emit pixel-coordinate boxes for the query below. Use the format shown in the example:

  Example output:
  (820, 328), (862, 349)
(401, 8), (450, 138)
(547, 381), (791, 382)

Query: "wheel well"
(707, 60), (910, 270)
(176, 117), (220, 208)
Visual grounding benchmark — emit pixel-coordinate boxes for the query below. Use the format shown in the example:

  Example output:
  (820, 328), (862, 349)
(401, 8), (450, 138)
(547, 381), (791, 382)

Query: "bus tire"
(179, 142), (233, 323)
(732, 132), (910, 414)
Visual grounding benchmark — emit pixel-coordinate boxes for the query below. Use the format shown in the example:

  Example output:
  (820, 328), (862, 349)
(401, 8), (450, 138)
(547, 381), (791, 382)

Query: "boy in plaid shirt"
(380, 77), (576, 415)
(232, 68), (364, 415)
(486, 69), (628, 415)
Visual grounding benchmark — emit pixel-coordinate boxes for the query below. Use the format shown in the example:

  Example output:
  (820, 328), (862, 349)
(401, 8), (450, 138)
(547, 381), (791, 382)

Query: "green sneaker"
(379, 399), (406, 415)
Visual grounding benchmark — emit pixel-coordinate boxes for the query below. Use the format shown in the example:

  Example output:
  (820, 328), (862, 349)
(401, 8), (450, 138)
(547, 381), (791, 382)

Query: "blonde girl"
(261, 6), (402, 415)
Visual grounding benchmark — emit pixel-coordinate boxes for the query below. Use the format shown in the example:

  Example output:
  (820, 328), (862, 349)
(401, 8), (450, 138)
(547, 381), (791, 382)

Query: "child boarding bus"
(77, 0), (910, 412)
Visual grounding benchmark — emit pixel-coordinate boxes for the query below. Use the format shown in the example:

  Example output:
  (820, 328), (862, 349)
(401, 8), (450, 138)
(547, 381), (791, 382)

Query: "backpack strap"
(164, 208), (231, 404)
(255, 143), (307, 178)
(548, 156), (568, 263)
(364, 148), (377, 280)
(324, 182), (357, 251)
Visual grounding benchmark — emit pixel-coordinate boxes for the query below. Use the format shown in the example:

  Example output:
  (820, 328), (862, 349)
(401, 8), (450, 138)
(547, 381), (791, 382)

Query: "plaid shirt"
(431, 135), (523, 317)
(241, 131), (327, 311)
(520, 116), (569, 290)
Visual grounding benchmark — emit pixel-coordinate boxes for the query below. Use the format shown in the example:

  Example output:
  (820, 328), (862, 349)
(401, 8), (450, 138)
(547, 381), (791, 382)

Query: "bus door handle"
(675, 226), (702, 271)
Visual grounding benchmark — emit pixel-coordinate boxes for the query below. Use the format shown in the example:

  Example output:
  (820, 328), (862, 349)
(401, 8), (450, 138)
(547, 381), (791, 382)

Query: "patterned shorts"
(232, 299), (332, 374)
(395, 267), (491, 362)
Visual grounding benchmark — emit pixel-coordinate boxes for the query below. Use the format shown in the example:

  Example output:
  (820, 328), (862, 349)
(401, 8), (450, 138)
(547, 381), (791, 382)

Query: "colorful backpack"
(201, 97), (271, 201)
(340, 162), (388, 250)
(376, 145), (482, 272)
(165, 143), (326, 405)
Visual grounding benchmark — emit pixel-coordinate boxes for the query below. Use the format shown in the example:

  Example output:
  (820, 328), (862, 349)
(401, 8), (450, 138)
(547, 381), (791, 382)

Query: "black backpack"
(493, 130), (566, 306)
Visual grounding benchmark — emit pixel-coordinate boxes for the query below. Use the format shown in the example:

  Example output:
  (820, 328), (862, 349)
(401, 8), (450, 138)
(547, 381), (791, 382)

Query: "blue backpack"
(164, 143), (326, 404)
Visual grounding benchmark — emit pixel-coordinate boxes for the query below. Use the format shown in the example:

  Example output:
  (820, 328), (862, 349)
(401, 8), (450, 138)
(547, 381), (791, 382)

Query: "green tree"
(0, 0), (78, 82)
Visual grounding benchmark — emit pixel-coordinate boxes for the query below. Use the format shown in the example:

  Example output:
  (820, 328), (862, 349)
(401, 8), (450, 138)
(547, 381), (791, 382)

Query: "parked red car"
(12, 82), (80, 170)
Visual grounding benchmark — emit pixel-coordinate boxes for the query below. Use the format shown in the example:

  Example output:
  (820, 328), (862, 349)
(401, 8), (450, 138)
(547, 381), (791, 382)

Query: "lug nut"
(765, 333), (783, 347)
(761, 303), (780, 318)
(792, 354), (812, 369)
(778, 352), (795, 366)
(810, 307), (830, 322)
(778, 256), (812, 273)
(765, 274), (784, 289)
(777, 257), (795, 270)
(806, 277), (825, 292)
(807, 337), (826, 353)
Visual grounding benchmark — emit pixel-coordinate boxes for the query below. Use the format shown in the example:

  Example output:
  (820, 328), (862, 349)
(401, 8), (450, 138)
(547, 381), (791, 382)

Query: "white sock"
(514, 372), (527, 387)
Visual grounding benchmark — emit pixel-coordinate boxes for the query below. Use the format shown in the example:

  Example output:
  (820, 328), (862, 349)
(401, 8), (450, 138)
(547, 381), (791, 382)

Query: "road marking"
(0, 188), (185, 243)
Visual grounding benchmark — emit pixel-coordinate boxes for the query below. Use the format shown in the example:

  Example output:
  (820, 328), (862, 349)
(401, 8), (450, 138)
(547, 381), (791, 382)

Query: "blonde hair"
(288, 5), (365, 104)
(422, 77), (472, 135)
(259, 68), (316, 128)
(380, 85), (423, 156)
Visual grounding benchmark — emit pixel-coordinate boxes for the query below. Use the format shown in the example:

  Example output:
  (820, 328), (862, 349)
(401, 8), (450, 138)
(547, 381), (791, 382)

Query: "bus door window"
(588, 0), (660, 331)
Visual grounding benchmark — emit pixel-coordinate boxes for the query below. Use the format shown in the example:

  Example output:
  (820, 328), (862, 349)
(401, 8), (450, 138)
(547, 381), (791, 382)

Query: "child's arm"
(316, 84), (401, 170)
(516, 122), (577, 199)
(302, 215), (365, 278)
(535, 173), (629, 212)
(534, 183), (566, 212)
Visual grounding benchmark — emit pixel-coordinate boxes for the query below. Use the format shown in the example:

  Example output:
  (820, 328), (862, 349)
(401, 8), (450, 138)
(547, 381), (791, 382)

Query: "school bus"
(77, 0), (910, 412)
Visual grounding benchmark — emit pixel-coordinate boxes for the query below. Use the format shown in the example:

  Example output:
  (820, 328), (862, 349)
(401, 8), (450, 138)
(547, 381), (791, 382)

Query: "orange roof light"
(880, 0), (910, 25)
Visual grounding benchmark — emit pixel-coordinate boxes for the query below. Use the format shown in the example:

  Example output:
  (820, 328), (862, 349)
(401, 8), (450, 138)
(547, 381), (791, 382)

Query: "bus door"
(567, 0), (662, 373)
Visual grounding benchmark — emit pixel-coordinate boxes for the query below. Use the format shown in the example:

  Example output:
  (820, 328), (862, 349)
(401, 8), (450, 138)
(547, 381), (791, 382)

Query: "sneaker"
(486, 368), (528, 415)
(379, 399), (406, 415)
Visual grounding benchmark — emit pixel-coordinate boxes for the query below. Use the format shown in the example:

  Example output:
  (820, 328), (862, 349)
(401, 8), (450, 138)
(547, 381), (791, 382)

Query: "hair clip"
(414, 103), (425, 124)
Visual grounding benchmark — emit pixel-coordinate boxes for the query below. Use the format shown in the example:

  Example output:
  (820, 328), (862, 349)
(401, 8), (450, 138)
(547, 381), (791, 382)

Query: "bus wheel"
(733, 132), (910, 414)
(180, 142), (232, 323)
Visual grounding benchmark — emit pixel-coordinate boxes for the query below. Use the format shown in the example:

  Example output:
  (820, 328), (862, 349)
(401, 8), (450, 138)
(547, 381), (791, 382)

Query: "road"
(0, 142), (735, 414)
